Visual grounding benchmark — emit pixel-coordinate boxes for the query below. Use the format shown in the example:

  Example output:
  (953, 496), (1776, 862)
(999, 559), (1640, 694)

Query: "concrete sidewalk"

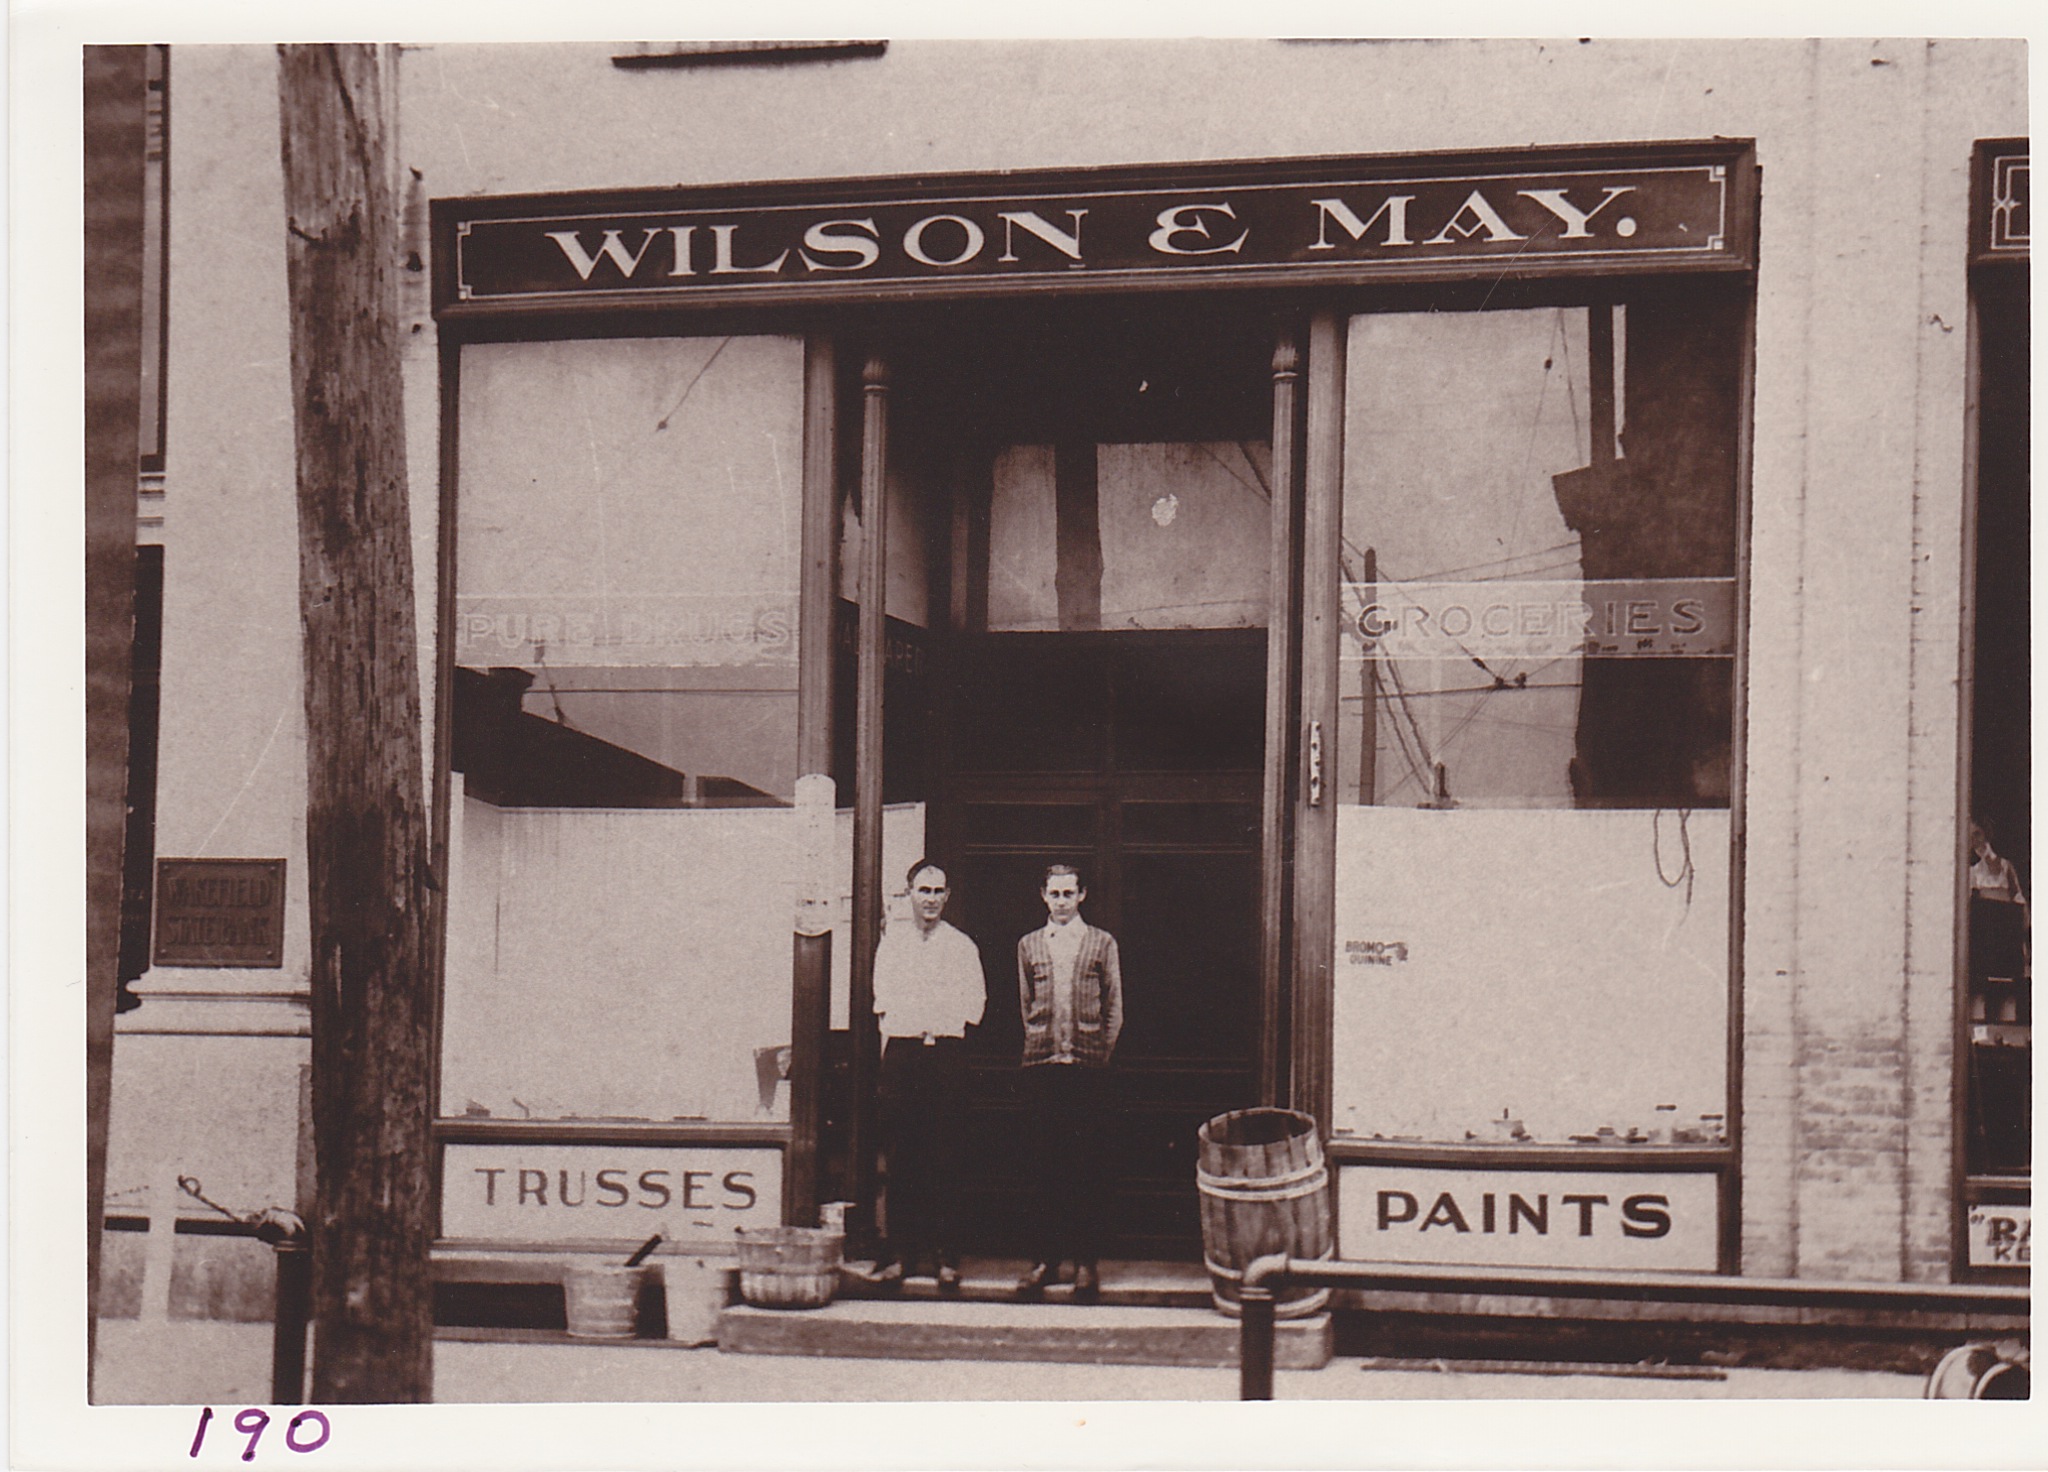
(93, 1321), (1923, 1404)
(430, 1336), (1920, 1401)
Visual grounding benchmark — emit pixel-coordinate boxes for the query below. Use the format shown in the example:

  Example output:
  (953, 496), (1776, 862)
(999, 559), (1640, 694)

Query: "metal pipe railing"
(1236, 1254), (2031, 1399)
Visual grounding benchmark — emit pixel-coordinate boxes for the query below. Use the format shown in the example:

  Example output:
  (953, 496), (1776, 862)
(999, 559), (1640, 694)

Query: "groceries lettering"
(1376, 1189), (1673, 1239)
(1346, 578), (1736, 662)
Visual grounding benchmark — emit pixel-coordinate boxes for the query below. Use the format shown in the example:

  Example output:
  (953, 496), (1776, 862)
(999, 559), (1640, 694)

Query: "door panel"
(937, 631), (1264, 1257)
(1119, 849), (1259, 1060)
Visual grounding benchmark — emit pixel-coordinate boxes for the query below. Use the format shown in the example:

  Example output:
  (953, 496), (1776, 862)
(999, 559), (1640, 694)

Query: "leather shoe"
(936, 1262), (962, 1293)
(1072, 1262), (1100, 1303)
(863, 1259), (905, 1286)
(1012, 1261), (1057, 1299)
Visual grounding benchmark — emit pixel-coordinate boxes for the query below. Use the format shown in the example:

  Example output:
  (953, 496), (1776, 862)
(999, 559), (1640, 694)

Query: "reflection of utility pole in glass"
(1358, 547), (1376, 805)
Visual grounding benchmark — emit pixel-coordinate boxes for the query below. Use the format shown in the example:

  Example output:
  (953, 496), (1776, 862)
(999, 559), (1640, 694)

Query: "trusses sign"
(436, 140), (1755, 315)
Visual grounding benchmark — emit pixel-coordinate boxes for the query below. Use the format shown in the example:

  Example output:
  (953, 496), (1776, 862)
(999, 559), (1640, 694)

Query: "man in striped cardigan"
(1012, 864), (1124, 1303)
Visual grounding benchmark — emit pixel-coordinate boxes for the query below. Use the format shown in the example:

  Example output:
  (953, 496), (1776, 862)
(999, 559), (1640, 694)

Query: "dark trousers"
(879, 1036), (969, 1265)
(1019, 1061), (1115, 1266)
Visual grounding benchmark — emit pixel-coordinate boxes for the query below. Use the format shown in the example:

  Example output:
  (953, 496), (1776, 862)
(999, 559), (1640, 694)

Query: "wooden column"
(277, 43), (434, 1403)
(83, 44), (148, 1394)
(1258, 325), (1305, 1107)
(848, 353), (892, 1226)
(785, 335), (839, 1226)
(1290, 310), (1347, 1134)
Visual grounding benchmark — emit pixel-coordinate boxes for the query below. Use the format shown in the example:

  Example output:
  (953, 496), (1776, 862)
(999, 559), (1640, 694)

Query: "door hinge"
(1307, 719), (1323, 807)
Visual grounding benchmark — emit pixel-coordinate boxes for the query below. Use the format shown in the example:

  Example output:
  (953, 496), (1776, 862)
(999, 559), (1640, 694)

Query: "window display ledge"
(1326, 1137), (1732, 1171)
(1962, 1174), (2031, 1198)
(434, 1118), (791, 1148)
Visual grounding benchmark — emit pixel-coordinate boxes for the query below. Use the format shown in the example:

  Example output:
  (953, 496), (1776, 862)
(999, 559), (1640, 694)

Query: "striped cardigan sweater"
(1016, 923), (1124, 1068)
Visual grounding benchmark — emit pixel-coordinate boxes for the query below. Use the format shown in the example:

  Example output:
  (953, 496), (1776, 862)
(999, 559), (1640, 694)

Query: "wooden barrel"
(1925, 1342), (2031, 1399)
(1196, 1107), (1332, 1319)
(735, 1226), (843, 1309)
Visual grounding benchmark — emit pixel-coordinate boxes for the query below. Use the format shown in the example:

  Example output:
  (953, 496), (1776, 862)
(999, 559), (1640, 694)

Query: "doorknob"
(1307, 720), (1323, 807)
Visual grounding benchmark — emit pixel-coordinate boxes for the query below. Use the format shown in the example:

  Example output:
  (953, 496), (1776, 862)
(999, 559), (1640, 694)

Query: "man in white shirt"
(868, 859), (986, 1289)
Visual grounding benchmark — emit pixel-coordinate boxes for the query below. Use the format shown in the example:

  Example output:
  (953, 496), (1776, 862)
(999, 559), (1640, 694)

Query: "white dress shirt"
(872, 919), (986, 1040)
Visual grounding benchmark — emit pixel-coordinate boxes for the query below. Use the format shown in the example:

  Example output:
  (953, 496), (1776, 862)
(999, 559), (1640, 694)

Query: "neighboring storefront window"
(1964, 141), (2030, 1183)
(1330, 293), (1742, 1148)
(442, 334), (804, 1124)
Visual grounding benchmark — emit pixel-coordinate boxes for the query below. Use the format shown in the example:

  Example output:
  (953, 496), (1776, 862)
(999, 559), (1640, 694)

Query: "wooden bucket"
(735, 1226), (843, 1309)
(1196, 1107), (1333, 1319)
(660, 1253), (736, 1345)
(562, 1263), (650, 1339)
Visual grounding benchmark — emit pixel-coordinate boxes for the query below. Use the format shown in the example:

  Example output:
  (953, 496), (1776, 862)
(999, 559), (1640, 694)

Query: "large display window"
(442, 334), (805, 1125)
(1328, 290), (1743, 1150)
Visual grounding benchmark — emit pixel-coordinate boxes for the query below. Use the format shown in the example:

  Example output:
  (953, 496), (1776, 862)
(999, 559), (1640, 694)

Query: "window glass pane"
(986, 441), (1270, 631)
(1330, 303), (1738, 1148)
(454, 336), (801, 807)
(1967, 269), (2031, 1177)
(444, 335), (803, 1124)
(1338, 308), (1592, 809)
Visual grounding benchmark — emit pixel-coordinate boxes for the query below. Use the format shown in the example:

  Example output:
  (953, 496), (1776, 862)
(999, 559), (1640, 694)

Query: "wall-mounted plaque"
(151, 858), (286, 967)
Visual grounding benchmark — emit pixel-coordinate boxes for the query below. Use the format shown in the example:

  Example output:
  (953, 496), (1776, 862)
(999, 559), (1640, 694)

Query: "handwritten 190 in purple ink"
(187, 1407), (330, 1459)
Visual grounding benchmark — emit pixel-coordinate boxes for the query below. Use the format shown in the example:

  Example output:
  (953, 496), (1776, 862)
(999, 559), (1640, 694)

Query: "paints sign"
(1338, 1164), (1719, 1271)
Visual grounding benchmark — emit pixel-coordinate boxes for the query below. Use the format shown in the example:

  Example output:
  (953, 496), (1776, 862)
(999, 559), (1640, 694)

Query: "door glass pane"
(948, 642), (1107, 772)
(1115, 638), (1265, 771)
(1330, 302), (1740, 1148)
(443, 335), (803, 1124)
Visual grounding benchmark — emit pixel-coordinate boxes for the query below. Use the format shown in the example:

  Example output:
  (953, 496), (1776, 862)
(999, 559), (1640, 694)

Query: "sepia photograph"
(22, 7), (2043, 1467)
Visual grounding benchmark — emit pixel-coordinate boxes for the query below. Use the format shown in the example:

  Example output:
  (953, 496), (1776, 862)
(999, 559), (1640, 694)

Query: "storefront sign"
(151, 859), (286, 967)
(1972, 140), (2028, 265)
(1966, 1202), (2030, 1267)
(1344, 576), (1735, 662)
(439, 142), (1753, 312)
(1338, 1164), (1718, 1271)
(441, 1143), (781, 1244)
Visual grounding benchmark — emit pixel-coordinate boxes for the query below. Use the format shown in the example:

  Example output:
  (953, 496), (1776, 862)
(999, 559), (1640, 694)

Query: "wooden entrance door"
(931, 630), (1264, 1259)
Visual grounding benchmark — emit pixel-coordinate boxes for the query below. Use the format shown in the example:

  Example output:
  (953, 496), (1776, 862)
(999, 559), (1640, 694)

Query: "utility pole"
(276, 43), (435, 1402)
